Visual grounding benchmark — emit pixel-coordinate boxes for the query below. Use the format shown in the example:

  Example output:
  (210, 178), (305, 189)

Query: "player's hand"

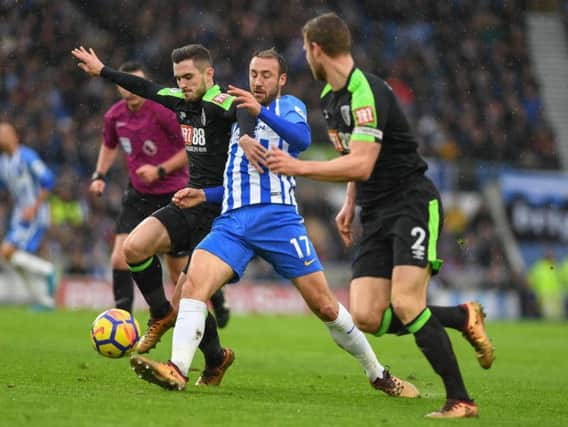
(335, 203), (355, 248)
(172, 188), (206, 209)
(227, 85), (261, 117)
(239, 135), (267, 173)
(20, 205), (37, 223)
(71, 46), (105, 76)
(89, 179), (106, 197)
(135, 164), (159, 184)
(266, 147), (303, 176)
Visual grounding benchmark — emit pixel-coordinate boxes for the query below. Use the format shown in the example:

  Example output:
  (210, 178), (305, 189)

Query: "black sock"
(210, 288), (227, 311)
(407, 308), (471, 401)
(199, 311), (225, 368)
(429, 306), (467, 331)
(128, 256), (170, 319)
(113, 269), (134, 312)
(374, 305), (408, 336)
(385, 305), (467, 336)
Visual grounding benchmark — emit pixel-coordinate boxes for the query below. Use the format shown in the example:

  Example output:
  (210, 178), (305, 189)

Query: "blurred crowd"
(0, 0), (559, 298)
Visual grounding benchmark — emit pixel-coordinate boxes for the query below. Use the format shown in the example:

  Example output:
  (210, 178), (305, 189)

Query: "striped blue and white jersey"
(0, 145), (54, 227)
(222, 95), (308, 214)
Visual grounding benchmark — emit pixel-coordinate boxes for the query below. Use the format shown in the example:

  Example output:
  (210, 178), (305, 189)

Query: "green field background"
(1, 308), (567, 426)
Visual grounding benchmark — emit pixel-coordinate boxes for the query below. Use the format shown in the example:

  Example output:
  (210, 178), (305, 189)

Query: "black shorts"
(352, 175), (444, 280)
(116, 186), (175, 235)
(151, 202), (221, 257)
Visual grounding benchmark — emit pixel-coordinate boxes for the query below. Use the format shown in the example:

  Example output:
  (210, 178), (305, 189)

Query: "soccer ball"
(90, 309), (140, 358)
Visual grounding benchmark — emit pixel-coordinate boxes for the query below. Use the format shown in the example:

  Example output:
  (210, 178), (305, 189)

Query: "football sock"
(374, 305), (407, 336)
(210, 288), (227, 312)
(112, 269), (134, 312)
(10, 250), (54, 276)
(376, 305), (468, 336)
(198, 311), (225, 368)
(406, 308), (471, 401)
(19, 268), (55, 307)
(171, 298), (207, 376)
(429, 305), (468, 331)
(128, 256), (170, 318)
(325, 302), (385, 381)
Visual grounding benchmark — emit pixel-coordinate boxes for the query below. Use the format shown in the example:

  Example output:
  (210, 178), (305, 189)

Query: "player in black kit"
(73, 44), (253, 385)
(267, 13), (494, 418)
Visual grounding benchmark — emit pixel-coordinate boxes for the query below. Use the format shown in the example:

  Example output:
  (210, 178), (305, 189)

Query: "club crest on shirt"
(340, 105), (351, 127)
(142, 139), (157, 156)
(179, 111), (186, 120)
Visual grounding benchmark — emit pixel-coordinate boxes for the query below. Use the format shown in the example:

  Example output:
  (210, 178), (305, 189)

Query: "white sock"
(10, 250), (54, 277)
(325, 302), (384, 381)
(19, 269), (54, 307)
(170, 298), (207, 376)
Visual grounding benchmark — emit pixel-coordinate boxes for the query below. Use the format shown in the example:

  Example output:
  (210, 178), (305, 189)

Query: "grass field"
(1, 307), (567, 427)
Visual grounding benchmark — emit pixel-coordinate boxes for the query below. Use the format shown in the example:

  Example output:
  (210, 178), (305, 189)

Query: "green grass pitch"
(1, 307), (567, 426)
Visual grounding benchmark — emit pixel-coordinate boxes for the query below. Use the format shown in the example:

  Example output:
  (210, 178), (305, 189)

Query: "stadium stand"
(0, 0), (563, 315)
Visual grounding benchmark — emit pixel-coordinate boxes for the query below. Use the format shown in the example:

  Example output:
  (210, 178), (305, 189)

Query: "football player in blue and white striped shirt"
(0, 121), (56, 309)
(131, 50), (418, 398)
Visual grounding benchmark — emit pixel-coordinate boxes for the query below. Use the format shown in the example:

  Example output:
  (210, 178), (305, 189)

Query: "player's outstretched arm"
(267, 140), (380, 182)
(72, 46), (105, 76)
(72, 46), (177, 109)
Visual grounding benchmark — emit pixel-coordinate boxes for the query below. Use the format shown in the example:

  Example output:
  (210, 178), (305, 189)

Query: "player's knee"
(391, 297), (418, 325)
(311, 298), (338, 322)
(123, 235), (151, 264)
(110, 248), (128, 270)
(351, 309), (380, 333)
(0, 243), (16, 260)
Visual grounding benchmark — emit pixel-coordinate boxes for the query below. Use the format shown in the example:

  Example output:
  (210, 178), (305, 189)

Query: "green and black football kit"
(99, 68), (244, 346)
(320, 67), (443, 279)
(321, 67), (473, 404)
(100, 67), (251, 256)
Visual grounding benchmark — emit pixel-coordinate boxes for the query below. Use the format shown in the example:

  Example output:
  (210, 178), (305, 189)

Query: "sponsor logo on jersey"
(181, 124), (207, 152)
(201, 108), (207, 126)
(142, 139), (158, 156)
(179, 111), (186, 120)
(340, 105), (351, 126)
(354, 106), (375, 125)
(327, 129), (351, 154)
(181, 125), (193, 145)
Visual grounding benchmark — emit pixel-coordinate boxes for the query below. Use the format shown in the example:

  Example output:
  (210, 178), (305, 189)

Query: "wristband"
(157, 165), (166, 180)
(91, 171), (106, 182)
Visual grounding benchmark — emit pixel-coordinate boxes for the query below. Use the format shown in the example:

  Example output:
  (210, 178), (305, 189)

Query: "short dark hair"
(119, 61), (147, 75)
(171, 44), (212, 70)
(252, 48), (288, 75)
(303, 12), (351, 57)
